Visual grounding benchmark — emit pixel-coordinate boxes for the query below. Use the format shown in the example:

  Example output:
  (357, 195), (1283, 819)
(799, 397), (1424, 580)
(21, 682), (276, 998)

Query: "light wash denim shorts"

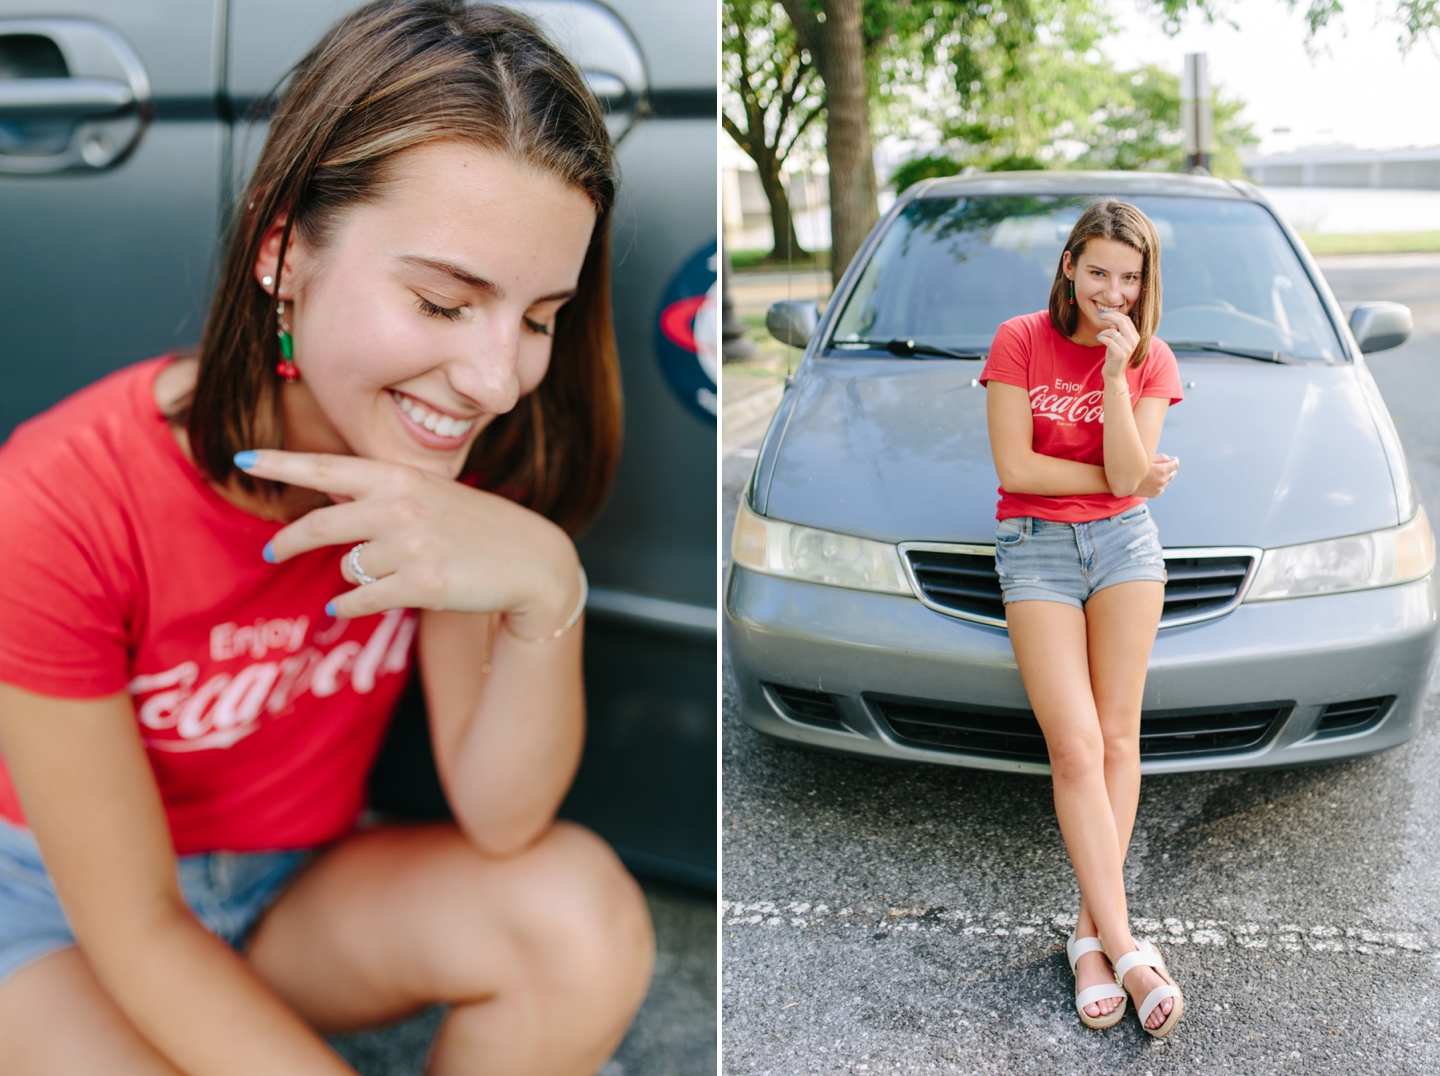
(0, 817), (310, 987)
(994, 503), (1167, 609)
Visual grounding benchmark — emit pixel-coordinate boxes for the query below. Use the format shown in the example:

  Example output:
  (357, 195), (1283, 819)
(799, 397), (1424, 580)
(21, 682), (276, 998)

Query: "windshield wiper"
(840, 338), (985, 360)
(1167, 341), (1292, 364)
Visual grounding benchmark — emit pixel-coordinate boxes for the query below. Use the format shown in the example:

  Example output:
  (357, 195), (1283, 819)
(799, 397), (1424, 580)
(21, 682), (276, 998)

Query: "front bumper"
(724, 565), (1440, 774)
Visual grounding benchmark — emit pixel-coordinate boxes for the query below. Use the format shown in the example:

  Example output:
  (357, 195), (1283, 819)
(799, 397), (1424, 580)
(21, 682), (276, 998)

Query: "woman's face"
(1062, 237), (1144, 339)
(259, 141), (597, 477)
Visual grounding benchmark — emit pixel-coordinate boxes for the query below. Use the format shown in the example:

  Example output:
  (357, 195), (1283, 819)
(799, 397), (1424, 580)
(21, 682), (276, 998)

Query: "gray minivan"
(728, 171), (1438, 775)
(0, 0), (716, 887)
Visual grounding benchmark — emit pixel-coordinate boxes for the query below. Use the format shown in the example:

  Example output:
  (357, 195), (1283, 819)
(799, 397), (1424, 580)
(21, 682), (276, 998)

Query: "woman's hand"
(1134, 453), (1179, 498)
(237, 450), (580, 638)
(1097, 309), (1141, 384)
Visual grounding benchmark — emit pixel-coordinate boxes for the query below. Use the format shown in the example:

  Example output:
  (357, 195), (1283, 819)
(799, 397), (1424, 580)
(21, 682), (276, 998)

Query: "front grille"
(901, 545), (1257, 628)
(870, 694), (1290, 761)
(1160, 556), (1254, 621)
(765, 683), (845, 730)
(1315, 696), (1392, 738)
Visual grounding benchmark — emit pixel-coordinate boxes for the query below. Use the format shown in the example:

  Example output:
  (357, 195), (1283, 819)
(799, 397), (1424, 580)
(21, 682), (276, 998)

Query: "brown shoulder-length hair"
(1048, 199), (1163, 369)
(189, 0), (621, 535)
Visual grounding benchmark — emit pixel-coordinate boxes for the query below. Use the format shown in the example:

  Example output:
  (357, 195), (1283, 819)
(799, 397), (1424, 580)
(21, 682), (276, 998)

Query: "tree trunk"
(756, 164), (806, 261)
(781, 0), (879, 285)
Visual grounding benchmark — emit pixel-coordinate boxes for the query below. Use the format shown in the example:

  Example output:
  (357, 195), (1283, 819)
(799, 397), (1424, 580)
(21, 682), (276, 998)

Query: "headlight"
(731, 500), (913, 595)
(1245, 507), (1435, 601)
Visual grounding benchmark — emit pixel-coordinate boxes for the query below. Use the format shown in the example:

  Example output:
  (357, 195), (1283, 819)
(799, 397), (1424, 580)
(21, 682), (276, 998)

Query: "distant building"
(1244, 145), (1440, 189)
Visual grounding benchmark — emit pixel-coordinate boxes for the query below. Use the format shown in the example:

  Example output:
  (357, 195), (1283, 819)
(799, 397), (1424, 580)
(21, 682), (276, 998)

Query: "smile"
(389, 390), (477, 439)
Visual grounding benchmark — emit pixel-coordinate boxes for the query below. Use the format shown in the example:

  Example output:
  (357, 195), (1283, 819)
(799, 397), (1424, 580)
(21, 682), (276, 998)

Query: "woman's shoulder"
(0, 358), (174, 506)
(3, 358), (169, 461)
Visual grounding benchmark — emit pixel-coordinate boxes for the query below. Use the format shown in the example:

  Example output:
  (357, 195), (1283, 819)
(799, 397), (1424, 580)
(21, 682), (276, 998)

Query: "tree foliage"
(1151, 0), (1440, 47)
(722, 0), (826, 258)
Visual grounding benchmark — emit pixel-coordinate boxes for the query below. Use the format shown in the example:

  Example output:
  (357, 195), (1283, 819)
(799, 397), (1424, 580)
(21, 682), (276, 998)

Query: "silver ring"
(348, 542), (379, 586)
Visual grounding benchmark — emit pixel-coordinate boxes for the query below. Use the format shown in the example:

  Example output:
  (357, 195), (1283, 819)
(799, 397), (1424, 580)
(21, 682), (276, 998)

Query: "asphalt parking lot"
(721, 253), (1440, 1074)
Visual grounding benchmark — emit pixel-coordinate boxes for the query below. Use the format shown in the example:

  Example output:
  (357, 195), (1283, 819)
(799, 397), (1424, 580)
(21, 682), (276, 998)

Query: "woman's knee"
(1046, 729), (1105, 783)
(502, 822), (654, 1011)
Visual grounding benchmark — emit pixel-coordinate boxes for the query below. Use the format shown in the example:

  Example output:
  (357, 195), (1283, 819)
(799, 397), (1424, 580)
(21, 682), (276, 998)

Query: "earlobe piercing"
(261, 274), (275, 290)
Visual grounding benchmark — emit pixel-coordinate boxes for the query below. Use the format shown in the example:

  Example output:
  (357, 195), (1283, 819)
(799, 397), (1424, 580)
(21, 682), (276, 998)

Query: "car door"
(0, 1), (225, 437)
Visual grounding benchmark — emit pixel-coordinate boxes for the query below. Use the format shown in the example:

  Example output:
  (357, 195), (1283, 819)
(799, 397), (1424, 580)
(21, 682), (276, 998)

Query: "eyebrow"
(400, 255), (577, 303)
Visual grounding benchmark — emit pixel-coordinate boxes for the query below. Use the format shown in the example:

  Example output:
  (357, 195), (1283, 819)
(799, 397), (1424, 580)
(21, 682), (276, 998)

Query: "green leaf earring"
(1068, 281), (1075, 306)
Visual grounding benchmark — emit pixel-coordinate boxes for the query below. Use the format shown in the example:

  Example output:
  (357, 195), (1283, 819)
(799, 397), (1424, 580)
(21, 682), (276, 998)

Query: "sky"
(1101, 0), (1440, 155)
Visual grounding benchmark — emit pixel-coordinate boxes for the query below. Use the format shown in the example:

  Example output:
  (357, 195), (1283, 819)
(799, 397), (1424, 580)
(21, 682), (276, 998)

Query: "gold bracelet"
(502, 566), (588, 643)
(1104, 387), (1130, 396)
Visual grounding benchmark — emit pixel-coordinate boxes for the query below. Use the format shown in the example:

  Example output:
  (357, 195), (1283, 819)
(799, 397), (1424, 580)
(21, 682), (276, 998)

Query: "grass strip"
(1301, 231), (1440, 255)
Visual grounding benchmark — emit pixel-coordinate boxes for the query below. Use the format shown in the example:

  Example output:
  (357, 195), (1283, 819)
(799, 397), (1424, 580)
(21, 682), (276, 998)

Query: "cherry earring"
(1068, 281), (1075, 306)
(275, 299), (298, 382)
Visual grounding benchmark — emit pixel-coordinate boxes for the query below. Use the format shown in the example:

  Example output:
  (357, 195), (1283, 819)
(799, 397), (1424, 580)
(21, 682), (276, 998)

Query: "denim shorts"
(994, 503), (1167, 609)
(0, 817), (310, 987)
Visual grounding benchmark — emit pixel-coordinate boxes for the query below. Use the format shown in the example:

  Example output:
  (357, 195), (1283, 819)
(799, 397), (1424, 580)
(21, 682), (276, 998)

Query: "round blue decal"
(655, 239), (717, 424)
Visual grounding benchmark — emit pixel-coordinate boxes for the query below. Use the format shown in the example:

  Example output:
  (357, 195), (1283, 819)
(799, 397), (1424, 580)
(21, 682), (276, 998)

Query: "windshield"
(828, 194), (1344, 363)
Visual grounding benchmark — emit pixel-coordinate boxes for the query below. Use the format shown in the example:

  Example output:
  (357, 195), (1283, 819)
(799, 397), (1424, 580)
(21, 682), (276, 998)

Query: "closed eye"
(417, 296), (463, 321)
(524, 316), (552, 337)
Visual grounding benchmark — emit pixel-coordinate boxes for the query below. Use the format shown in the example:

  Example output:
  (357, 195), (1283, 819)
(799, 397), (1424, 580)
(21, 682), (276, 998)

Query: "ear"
(1060, 248), (1074, 280)
(253, 215), (305, 298)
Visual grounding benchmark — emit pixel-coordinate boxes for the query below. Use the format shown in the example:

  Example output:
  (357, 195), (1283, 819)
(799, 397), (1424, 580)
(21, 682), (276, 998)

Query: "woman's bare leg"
(247, 820), (654, 1076)
(1006, 594), (1169, 1025)
(1032, 581), (1172, 1028)
(0, 947), (184, 1074)
(1005, 598), (1123, 1018)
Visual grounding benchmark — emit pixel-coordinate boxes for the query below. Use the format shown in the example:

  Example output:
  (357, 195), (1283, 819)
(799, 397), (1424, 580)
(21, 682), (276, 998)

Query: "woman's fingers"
(327, 574), (413, 620)
(265, 499), (383, 562)
(234, 449), (394, 498)
(337, 539), (398, 586)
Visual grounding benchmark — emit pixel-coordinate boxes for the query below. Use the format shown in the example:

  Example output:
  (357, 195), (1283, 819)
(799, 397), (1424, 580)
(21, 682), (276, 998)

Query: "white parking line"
(719, 899), (1428, 955)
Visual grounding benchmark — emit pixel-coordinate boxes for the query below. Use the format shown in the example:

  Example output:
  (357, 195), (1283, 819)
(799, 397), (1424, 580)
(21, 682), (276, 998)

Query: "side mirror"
(766, 300), (819, 348)
(1349, 302), (1413, 354)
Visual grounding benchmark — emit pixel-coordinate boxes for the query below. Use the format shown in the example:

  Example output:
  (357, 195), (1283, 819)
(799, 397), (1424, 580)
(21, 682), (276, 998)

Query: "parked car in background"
(0, 0), (716, 887)
(728, 171), (1437, 775)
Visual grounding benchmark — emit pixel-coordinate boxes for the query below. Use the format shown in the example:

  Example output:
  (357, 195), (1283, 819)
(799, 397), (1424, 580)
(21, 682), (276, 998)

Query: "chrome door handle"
(0, 77), (134, 118)
(0, 18), (152, 174)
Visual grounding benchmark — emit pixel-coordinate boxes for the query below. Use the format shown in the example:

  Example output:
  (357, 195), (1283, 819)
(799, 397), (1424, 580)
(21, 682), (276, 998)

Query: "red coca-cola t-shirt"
(0, 358), (417, 854)
(979, 310), (1184, 523)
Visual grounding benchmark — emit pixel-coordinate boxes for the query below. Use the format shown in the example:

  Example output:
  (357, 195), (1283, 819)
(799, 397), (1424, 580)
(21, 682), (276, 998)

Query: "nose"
(448, 313), (522, 414)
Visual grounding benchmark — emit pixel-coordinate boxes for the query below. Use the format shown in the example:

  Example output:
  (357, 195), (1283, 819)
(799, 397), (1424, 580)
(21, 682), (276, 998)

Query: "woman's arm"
(986, 381), (1113, 496)
(0, 682), (355, 1076)
(418, 604), (584, 857)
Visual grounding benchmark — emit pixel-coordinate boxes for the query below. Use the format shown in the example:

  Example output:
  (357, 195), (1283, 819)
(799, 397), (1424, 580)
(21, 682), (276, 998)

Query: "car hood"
(756, 356), (1402, 548)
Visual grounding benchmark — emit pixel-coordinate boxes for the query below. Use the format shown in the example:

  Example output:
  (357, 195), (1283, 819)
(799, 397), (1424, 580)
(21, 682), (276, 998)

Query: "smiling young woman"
(981, 200), (1187, 1039)
(0, 3), (650, 1075)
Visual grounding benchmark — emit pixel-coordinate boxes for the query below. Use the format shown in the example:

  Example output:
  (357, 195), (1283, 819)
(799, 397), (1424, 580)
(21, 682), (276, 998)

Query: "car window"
(828, 194), (1344, 363)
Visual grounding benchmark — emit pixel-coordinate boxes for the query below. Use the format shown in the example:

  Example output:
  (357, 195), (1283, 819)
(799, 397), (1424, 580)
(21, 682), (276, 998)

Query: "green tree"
(1073, 65), (1257, 177)
(1152, 0), (1439, 45)
(722, 0), (826, 260)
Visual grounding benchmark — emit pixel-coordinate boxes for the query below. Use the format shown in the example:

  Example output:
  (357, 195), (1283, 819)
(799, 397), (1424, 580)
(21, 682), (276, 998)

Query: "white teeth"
(391, 391), (475, 439)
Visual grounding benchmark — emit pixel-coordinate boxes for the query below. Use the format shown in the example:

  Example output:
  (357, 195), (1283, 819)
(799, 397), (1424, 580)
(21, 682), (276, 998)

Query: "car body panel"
(727, 565), (1438, 774)
(760, 354), (1400, 549)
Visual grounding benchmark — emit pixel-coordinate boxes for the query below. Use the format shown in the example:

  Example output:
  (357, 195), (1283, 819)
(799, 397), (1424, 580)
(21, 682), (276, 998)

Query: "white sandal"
(1114, 941), (1184, 1038)
(1066, 933), (1127, 1029)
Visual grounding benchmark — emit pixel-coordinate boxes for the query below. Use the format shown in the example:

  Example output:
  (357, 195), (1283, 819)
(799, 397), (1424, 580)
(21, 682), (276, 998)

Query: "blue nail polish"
(262, 541), (275, 563)
(325, 601), (337, 617)
(233, 450), (259, 470)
